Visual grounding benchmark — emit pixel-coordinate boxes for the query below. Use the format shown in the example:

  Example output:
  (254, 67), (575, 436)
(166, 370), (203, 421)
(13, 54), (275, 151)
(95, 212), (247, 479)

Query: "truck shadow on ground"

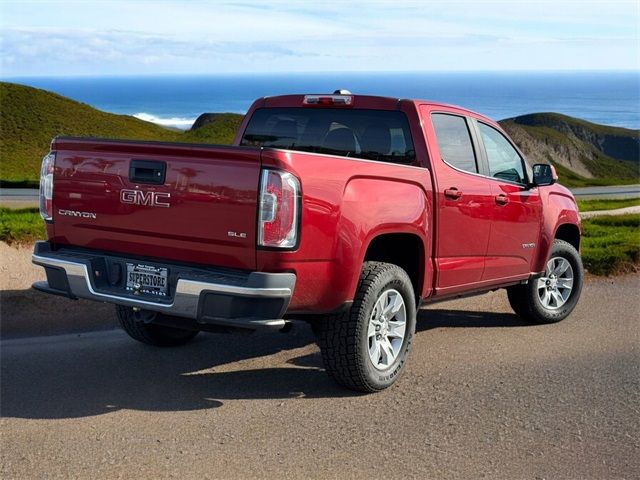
(416, 308), (529, 331)
(1, 309), (526, 420)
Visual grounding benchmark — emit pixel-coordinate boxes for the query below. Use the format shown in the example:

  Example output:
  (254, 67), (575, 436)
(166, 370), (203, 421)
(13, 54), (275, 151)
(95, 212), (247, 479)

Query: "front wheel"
(316, 262), (417, 392)
(507, 239), (584, 324)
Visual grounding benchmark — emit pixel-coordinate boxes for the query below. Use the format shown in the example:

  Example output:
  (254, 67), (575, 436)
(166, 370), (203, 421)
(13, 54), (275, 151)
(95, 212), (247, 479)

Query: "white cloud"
(0, 0), (638, 75)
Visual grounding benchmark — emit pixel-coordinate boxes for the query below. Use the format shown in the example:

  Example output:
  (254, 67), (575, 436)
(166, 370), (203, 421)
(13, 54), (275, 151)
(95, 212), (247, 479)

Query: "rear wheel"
(116, 306), (199, 347)
(507, 239), (583, 324)
(316, 262), (417, 392)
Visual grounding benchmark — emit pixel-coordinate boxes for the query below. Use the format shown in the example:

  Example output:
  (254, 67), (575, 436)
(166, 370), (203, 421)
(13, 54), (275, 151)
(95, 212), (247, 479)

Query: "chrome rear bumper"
(31, 241), (295, 330)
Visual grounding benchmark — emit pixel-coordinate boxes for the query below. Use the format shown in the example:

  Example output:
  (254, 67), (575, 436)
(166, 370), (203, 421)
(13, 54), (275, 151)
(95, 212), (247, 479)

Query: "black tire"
(316, 262), (417, 393)
(116, 306), (199, 347)
(507, 239), (583, 324)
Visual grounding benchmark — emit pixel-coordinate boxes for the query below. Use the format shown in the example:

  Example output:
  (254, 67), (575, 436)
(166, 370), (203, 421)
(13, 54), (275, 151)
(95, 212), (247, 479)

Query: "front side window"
(431, 113), (478, 174)
(478, 123), (526, 184)
(240, 108), (416, 165)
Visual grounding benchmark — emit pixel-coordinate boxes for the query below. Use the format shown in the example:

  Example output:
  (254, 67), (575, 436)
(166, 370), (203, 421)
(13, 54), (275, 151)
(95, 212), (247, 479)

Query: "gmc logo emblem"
(120, 189), (171, 208)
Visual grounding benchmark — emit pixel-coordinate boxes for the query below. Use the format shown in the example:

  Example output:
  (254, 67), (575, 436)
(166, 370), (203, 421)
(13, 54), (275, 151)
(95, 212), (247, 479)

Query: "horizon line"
(2, 69), (640, 79)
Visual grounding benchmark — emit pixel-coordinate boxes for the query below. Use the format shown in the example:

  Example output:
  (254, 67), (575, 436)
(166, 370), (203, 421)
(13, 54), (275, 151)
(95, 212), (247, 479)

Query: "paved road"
(570, 184), (640, 199)
(2, 274), (639, 479)
(0, 188), (39, 209)
(0, 188), (39, 202)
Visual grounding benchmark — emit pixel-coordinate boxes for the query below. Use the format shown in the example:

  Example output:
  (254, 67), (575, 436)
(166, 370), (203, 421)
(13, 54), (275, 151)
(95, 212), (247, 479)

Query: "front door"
(474, 121), (542, 281)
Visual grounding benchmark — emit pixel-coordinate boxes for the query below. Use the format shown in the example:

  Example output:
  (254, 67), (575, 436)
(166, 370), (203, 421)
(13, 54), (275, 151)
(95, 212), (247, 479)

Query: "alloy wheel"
(537, 256), (574, 310)
(367, 288), (407, 370)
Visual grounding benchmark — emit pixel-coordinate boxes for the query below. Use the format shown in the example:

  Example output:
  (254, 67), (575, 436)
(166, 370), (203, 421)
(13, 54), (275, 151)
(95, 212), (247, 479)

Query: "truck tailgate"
(50, 138), (261, 270)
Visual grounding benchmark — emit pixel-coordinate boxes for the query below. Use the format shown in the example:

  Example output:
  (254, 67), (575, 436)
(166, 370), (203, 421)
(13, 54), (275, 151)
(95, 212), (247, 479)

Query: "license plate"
(126, 263), (168, 297)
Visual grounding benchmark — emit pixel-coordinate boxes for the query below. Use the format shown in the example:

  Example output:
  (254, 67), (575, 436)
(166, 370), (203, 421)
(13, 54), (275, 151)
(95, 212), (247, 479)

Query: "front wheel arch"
(554, 223), (581, 252)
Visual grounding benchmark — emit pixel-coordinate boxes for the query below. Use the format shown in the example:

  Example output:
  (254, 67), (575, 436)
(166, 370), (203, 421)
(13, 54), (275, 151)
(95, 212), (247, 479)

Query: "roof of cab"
(259, 93), (496, 124)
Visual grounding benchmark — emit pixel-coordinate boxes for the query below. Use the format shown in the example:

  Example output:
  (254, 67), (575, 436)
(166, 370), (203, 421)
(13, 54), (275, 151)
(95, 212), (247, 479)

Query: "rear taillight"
(258, 169), (300, 248)
(39, 152), (55, 221)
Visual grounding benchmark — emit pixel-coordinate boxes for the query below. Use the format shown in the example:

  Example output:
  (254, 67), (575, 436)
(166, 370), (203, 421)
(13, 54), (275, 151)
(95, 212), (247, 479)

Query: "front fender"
(532, 186), (581, 273)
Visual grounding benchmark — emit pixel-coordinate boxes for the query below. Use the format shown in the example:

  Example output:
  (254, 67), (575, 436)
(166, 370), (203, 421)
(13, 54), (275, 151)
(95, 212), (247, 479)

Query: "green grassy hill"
(499, 113), (639, 187)
(183, 113), (244, 144)
(0, 82), (243, 184)
(1, 82), (638, 188)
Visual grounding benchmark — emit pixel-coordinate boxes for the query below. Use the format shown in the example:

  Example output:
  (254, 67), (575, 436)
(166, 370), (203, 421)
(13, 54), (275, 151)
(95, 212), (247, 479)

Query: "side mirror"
(532, 163), (558, 187)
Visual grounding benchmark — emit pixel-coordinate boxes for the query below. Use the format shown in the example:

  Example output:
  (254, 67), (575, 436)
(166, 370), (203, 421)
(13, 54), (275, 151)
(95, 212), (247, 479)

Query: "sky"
(1, 0), (638, 76)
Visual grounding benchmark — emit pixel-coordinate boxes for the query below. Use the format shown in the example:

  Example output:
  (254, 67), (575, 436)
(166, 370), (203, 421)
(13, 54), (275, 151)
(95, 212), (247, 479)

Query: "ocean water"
(6, 71), (640, 130)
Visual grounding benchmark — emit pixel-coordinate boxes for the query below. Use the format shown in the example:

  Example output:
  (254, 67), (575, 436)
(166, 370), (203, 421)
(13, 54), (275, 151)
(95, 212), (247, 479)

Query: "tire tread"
(317, 262), (414, 392)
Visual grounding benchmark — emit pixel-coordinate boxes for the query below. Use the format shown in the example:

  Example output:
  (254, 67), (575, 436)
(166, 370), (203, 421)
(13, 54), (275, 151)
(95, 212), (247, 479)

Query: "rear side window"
(240, 108), (416, 164)
(478, 123), (526, 184)
(431, 113), (478, 174)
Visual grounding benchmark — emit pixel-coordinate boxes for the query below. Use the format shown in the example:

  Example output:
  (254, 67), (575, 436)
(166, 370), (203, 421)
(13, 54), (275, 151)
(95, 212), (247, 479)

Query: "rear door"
(472, 121), (542, 281)
(422, 108), (494, 294)
(52, 138), (262, 270)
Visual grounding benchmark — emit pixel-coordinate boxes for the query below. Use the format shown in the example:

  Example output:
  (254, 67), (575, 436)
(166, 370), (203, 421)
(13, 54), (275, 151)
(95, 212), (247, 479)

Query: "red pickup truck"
(32, 91), (583, 392)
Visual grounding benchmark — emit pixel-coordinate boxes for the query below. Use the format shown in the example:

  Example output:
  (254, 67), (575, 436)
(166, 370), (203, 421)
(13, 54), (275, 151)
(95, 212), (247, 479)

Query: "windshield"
(241, 108), (416, 165)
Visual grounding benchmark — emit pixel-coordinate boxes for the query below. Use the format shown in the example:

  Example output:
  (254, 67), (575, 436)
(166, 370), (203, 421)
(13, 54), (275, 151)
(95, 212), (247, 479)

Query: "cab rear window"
(240, 108), (416, 165)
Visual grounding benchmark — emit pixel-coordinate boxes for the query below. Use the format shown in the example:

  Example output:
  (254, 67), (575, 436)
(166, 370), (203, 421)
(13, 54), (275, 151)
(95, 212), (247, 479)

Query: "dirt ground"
(1, 242), (639, 479)
(0, 242), (116, 337)
(0, 241), (42, 291)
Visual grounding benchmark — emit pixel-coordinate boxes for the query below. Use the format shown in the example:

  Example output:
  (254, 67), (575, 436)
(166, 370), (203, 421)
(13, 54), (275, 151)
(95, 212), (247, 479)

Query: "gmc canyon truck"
(32, 91), (583, 392)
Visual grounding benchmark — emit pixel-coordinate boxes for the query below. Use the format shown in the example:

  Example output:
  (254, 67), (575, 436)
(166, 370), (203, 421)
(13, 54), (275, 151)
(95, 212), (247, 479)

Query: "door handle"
(495, 194), (509, 205)
(444, 188), (463, 200)
(129, 159), (166, 185)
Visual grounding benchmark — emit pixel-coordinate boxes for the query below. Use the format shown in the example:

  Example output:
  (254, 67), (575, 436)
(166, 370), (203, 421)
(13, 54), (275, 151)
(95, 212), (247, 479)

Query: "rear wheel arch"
(362, 233), (425, 301)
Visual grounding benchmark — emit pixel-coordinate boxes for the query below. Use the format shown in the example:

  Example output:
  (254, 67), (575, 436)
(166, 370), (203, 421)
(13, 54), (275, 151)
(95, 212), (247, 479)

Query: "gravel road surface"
(580, 205), (640, 218)
(2, 273), (639, 479)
